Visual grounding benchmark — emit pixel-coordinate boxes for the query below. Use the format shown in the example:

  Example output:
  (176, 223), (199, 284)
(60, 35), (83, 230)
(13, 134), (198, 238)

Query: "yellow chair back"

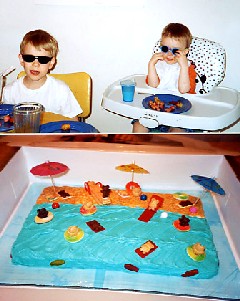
(17, 71), (92, 120)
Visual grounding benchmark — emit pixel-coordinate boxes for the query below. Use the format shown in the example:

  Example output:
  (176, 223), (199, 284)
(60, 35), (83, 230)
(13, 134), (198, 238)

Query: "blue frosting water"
(11, 203), (218, 278)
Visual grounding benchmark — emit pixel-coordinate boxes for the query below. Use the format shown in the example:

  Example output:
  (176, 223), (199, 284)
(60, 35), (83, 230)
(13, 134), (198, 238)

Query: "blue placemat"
(0, 104), (14, 132)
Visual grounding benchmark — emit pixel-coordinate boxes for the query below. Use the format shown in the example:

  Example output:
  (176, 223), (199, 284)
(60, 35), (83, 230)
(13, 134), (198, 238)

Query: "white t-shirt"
(155, 60), (182, 92)
(155, 60), (202, 93)
(3, 75), (83, 118)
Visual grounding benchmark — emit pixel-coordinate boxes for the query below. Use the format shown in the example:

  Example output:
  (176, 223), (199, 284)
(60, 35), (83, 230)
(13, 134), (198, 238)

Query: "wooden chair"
(17, 71), (92, 122)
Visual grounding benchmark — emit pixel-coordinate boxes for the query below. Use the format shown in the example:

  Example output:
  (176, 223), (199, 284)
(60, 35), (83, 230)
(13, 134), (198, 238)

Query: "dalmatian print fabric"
(153, 37), (226, 93)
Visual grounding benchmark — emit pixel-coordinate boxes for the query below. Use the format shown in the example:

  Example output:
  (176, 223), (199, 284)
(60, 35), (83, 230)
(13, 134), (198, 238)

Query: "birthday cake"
(11, 181), (219, 279)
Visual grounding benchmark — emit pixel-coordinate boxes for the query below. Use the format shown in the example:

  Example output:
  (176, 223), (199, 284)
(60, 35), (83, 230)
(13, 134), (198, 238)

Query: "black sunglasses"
(159, 46), (179, 55)
(22, 54), (53, 64)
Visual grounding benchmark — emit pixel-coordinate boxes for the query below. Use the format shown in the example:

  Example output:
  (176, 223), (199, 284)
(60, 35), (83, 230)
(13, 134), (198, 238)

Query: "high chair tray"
(102, 75), (240, 130)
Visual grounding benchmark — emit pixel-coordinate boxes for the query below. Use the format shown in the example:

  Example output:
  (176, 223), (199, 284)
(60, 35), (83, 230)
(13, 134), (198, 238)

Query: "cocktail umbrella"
(191, 175), (225, 195)
(30, 161), (69, 195)
(191, 174), (225, 205)
(115, 161), (149, 182)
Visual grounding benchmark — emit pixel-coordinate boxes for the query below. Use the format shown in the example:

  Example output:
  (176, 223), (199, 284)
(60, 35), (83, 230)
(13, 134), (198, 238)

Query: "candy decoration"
(80, 203), (97, 215)
(178, 200), (193, 208)
(86, 220), (105, 233)
(190, 206), (198, 213)
(35, 208), (54, 224)
(58, 190), (70, 198)
(50, 259), (65, 266)
(84, 182), (91, 194)
(160, 212), (168, 218)
(138, 195), (163, 222)
(64, 226), (84, 243)
(173, 192), (189, 200)
(52, 202), (60, 209)
(135, 240), (158, 258)
(173, 215), (190, 231)
(187, 243), (206, 262)
(181, 269), (199, 277)
(124, 264), (139, 272)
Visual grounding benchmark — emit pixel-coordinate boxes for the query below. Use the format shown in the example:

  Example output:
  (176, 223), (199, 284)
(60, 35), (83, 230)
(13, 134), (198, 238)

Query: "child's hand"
(175, 50), (188, 68)
(149, 53), (164, 66)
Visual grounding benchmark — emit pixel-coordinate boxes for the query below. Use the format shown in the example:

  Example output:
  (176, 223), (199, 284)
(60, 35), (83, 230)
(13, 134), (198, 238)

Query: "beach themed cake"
(10, 161), (221, 279)
(11, 180), (219, 279)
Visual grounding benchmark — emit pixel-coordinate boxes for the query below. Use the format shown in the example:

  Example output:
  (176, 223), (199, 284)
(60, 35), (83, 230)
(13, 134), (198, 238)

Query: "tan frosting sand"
(36, 181), (205, 218)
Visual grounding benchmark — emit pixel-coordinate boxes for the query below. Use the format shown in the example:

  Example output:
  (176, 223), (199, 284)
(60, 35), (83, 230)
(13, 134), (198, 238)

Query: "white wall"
(0, 0), (239, 133)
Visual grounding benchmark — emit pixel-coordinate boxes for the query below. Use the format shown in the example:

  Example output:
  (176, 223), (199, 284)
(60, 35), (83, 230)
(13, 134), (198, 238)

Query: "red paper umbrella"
(30, 161), (69, 194)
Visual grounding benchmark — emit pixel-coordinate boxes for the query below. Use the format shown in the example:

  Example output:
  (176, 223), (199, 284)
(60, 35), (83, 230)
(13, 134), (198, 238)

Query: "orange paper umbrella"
(115, 162), (149, 181)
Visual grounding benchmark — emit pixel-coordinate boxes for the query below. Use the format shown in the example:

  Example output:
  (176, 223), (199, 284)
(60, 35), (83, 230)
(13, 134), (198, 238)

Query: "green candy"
(173, 192), (189, 200)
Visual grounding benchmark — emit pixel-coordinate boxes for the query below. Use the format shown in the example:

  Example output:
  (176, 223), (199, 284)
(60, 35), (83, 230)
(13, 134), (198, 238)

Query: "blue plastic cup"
(120, 80), (136, 102)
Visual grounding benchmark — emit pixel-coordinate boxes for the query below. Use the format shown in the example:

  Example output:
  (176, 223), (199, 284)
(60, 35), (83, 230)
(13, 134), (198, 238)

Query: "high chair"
(102, 37), (239, 132)
(153, 36), (226, 94)
(17, 71), (92, 122)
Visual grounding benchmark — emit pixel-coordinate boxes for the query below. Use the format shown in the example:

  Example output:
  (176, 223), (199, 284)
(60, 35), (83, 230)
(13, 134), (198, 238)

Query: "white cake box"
(0, 145), (239, 301)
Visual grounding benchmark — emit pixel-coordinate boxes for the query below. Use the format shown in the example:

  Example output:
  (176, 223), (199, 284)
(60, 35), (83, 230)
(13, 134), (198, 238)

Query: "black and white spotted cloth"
(153, 37), (226, 94)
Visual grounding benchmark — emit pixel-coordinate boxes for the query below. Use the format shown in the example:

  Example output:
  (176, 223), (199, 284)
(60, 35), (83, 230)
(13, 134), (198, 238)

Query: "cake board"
(0, 146), (239, 301)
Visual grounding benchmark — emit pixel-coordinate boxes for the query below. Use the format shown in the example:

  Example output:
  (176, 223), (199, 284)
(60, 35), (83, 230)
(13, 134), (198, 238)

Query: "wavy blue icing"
(11, 203), (219, 278)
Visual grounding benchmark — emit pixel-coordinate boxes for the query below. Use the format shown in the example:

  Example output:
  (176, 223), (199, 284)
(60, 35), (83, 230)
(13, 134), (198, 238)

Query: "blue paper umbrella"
(191, 175), (225, 195)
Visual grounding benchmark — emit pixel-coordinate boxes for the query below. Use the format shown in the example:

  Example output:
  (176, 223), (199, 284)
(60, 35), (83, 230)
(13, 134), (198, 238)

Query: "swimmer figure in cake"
(64, 226), (84, 243)
(80, 202), (97, 215)
(187, 242), (206, 261)
(173, 214), (190, 231)
(35, 208), (54, 224)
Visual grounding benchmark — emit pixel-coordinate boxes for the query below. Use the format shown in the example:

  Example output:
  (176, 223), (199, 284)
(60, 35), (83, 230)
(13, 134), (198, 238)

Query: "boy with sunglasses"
(133, 23), (197, 133)
(3, 29), (82, 118)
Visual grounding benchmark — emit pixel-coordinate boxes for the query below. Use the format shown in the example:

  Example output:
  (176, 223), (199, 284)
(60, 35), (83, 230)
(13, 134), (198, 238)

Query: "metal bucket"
(13, 102), (44, 133)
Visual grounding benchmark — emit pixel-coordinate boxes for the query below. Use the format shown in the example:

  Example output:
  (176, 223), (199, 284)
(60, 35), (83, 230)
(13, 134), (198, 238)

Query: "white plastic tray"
(102, 75), (240, 130)
(0, 146), (240, 301)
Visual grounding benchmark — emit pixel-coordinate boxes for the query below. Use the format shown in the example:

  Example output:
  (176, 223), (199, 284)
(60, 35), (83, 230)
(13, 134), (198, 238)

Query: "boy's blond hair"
(20, 29), (59, 57)
(161, 23), (192, 48)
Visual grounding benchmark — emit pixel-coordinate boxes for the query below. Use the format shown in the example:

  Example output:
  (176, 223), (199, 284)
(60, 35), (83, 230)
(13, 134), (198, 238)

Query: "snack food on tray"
(148, 96), (183, 112)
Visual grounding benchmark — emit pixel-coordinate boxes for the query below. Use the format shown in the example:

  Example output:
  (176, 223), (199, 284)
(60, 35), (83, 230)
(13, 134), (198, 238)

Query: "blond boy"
(3, 29), (82, 118)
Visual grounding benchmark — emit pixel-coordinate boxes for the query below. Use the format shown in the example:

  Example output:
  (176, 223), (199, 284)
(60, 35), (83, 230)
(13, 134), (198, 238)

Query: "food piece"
(148, 97), (165, 111)
(64, 226), (84, 243)
(181, 269), (199, 277)
(173, 215), (191, 231)
(187, 243), (206, 261)
(178, 200), (193, 208)
(61, 123), (71, 132)
(50, 259), (65, 266)
(80, 202), (97, 215)
(135, 240), (158, 258)
(34, 208), (54, 224)
(124, 264), (139, 272)
(138, 195), (163, 222)
(58, 190), (70, 198)
(173, 192), (189, 200)
(52, 202), (60, 209)
(86, 220), (105, 233)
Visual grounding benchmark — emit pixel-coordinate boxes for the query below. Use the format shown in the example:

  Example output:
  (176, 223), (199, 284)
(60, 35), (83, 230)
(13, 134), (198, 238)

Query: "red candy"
(52, 202), (60, 209)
